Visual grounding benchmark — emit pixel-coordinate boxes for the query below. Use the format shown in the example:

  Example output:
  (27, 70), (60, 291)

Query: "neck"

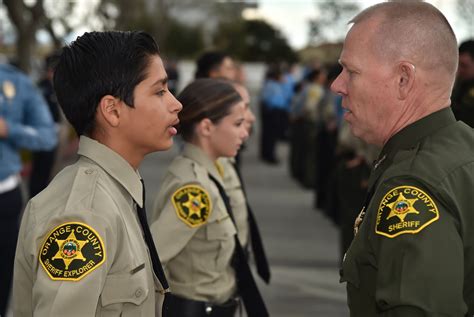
(381, 87), (451, 146)
(92, 131), (143, 170)
(190, 138), (218, 162)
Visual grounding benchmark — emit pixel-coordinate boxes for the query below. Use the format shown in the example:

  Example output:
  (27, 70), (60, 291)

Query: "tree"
(308, 0), (360, 46)
(3, 0), (47, 72)
(213, 19), (298, 63)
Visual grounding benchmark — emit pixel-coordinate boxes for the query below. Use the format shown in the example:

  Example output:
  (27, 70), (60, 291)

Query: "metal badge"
(373, 154), (386, 170)
(3, 80), (16, 100)
(353, 206), (366, 236)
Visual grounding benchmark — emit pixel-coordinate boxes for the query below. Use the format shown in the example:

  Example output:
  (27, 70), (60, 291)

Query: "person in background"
(195, 51), (236, 81)
(13, 31), (181, 316)
(194, 51), (270, 285)
(0, 57), (57, 317)
(260, 64), (286, 164)
(220, 80), (271, 285)
(332, 1), (474, 314)
(150, 78), (268, 317)
(451, 39), (474, 127)
(29, 52), (63, 198)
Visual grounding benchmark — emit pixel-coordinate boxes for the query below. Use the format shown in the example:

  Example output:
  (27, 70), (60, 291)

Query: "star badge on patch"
(172, 185), (212, 227)
(39, 222), (105, 281)
(375, 186), (439, 238)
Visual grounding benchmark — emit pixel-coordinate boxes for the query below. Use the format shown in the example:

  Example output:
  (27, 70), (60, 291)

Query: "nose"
(170, 94), (183, 113)
(330, 72), (346, 96)
(241, 126), (249, 140)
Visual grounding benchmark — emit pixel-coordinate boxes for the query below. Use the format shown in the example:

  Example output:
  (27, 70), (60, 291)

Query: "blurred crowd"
(1, 35), (473, 315)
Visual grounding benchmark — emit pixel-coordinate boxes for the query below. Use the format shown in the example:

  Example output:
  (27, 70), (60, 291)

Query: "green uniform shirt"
(13, 136), (164, 316)
(342, 108), (474, 316)
(150, 142), (237, 304)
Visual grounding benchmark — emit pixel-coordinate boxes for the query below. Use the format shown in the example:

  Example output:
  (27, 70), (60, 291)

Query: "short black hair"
(195, 51), (229, 79)
(459, 40), (474, 60)
(53, 31), (160, 136)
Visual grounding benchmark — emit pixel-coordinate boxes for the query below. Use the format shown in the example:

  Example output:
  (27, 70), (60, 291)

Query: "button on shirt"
(13, 136), (164, 316)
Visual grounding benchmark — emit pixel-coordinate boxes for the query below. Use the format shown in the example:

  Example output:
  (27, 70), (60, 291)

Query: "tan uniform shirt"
(219, 157), (249, 247)
(13, 136), (164, 317)
(150, 142), (237, 304)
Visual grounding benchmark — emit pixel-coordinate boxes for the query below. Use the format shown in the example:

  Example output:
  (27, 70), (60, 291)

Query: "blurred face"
(122, 55), (182, 153)
(209, 101), (248, 158)
(331, 20), (398, 146)
(457, 52), (474, 82)
(214, 57), (236, 80)
(234, 84), (255, 136)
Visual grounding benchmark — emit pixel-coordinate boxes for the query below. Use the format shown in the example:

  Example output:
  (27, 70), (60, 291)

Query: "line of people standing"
(10, 32), (270, 317)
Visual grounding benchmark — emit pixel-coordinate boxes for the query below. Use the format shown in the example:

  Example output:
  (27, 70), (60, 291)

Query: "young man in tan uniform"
(13, 31), (182, 316)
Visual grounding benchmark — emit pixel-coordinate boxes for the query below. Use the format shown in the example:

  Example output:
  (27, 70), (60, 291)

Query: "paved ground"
(140, 128), (349, 316)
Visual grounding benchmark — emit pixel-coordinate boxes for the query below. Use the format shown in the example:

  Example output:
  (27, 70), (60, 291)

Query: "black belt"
(166, 293), (239, 317)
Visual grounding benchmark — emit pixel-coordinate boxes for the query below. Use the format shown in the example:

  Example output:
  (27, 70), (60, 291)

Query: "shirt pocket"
(205, 216), (236, 271)
(99, 263), (149, 316)
(340, 254), (360, 289)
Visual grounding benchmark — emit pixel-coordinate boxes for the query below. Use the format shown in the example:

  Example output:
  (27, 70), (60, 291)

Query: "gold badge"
(2, 80), (15, 100)
(375, 186), (439, 238)
(172, 185), (212, 227)
(39, 222), (106, 281)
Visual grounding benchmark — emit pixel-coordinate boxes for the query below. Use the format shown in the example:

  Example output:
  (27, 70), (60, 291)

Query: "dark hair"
(195, 51), (229, 78)
(177, 78), (242, 142)
(53, 31), (160, 136)
(45, 51), (61, 71)
(265, 64), (282, 81)
(459, 40), (474, 60)
(305, 68), (322, 82)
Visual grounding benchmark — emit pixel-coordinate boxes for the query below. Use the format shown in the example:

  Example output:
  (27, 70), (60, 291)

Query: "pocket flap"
(206, 216), (236, 240)
(101, 264), (149, 306)
(340, 257), (360, 288)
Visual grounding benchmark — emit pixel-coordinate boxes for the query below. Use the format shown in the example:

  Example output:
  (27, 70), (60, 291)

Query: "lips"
(168, 118), (179, 135)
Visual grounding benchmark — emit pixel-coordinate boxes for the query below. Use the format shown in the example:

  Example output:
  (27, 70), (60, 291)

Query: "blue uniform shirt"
(0, 64), (57, 181)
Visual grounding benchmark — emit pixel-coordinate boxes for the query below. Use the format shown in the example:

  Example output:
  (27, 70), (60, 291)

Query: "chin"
(155, 139), (173, 152)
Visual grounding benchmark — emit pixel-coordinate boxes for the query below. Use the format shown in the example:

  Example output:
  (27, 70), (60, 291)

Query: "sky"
(247, 0), (472, 49)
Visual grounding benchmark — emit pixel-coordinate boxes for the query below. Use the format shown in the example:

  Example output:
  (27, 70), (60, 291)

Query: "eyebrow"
(151, 76), (168, 88)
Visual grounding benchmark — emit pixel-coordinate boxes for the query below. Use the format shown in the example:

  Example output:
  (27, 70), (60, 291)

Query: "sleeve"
(5, 75), (57, 151)
(13, 201), (118, 316)
(150, 180), (211, 264)
(372, 176), (466, 315)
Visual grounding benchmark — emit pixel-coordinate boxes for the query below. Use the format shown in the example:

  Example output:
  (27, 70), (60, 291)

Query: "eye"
(156, 89), (167, 97)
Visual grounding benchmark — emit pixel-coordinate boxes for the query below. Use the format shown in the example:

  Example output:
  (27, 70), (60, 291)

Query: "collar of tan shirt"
(77, 135), (143, 207)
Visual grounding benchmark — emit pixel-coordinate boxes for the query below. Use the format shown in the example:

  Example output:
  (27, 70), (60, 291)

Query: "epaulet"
(64, 166), (100, 212)
(168, 156), (196, 181)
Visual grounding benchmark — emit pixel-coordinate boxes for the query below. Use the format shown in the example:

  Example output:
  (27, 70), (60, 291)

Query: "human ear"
(97, 95), (122, 128)
(197, 118), (214, 137)
(397, 62), (416, 100)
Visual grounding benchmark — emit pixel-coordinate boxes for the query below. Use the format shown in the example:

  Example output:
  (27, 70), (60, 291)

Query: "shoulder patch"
(375, 186), (439, 238)
(39, 222), (105, 281)
(172, 185), (212, 227)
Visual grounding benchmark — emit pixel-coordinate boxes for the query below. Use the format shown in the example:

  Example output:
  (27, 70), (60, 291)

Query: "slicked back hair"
(53, 31), (160, 136)
(177, 78), (242, 142)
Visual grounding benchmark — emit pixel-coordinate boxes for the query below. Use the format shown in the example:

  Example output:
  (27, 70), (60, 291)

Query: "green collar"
(381, 107), (456, 158)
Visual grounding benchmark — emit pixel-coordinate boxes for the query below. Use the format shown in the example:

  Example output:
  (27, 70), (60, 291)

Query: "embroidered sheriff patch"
(39, 222), (105, 281)
(172, 185), (212, 227)
(375, 186), (439, 238)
